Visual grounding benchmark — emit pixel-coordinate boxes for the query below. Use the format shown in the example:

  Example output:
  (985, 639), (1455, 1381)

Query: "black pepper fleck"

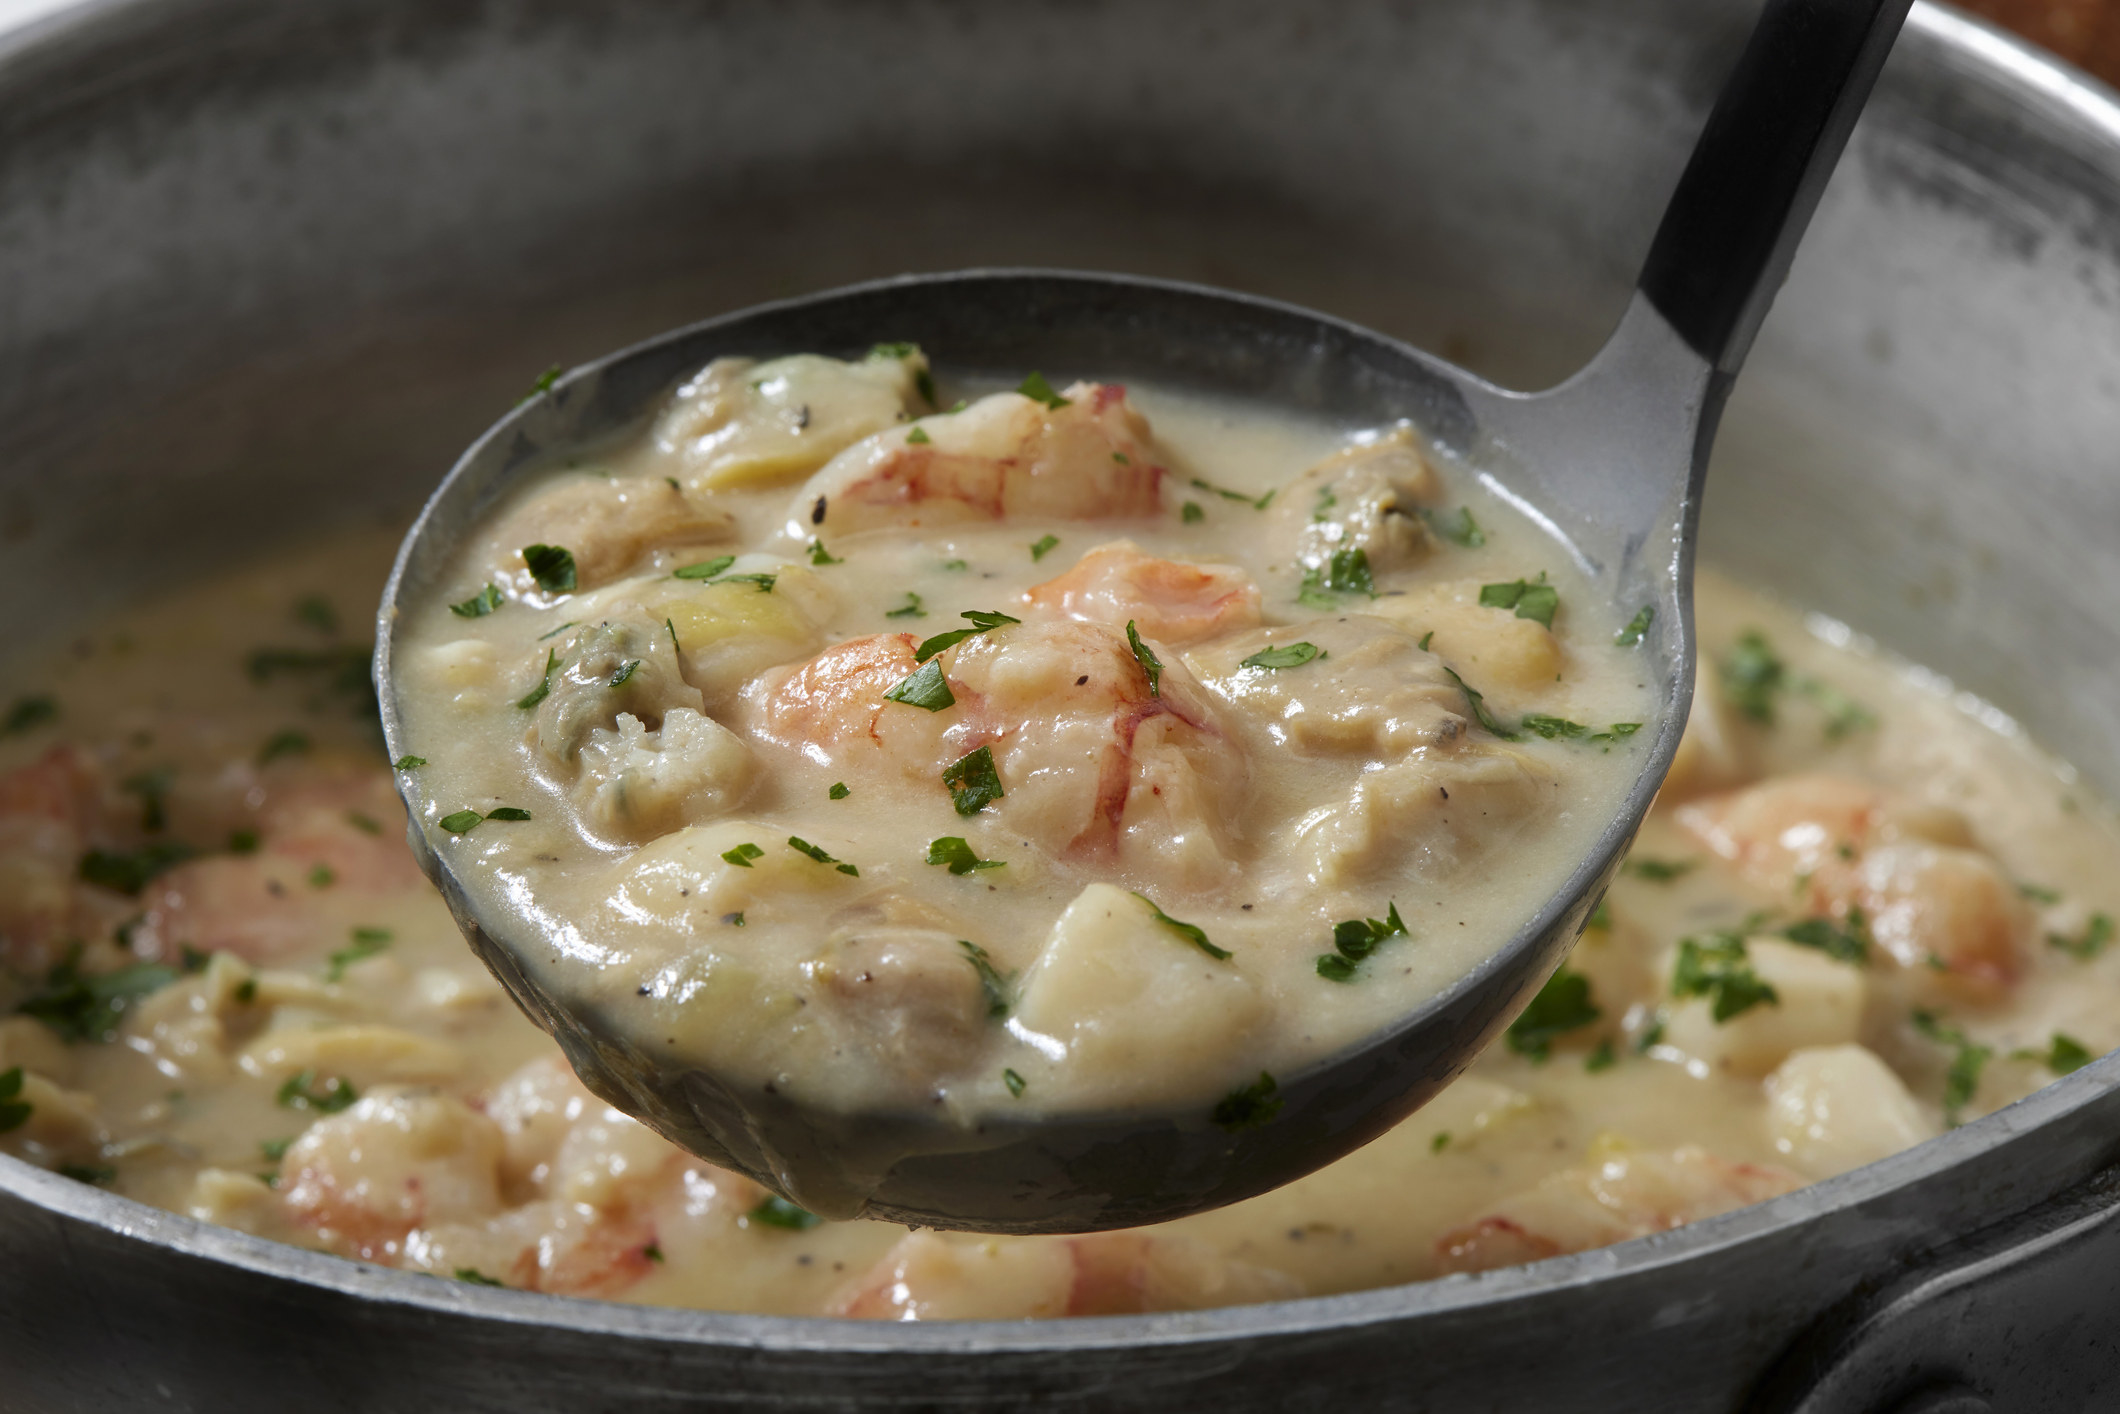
(811, 496), (828, 525)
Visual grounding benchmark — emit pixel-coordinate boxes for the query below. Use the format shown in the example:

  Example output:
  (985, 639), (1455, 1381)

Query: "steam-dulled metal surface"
(4, 0), (2120, 1408)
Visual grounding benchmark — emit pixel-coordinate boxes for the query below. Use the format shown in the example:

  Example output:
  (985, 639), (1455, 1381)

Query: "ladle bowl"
(378, 0), (1909, 1231)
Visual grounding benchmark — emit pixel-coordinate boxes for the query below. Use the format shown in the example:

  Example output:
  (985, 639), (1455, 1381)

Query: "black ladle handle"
(1638, 0), (1912, 374)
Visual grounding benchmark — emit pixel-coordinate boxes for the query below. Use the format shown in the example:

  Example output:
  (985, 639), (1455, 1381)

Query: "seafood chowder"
(387, 346), (1655, 1209)
(2, 351), (2115, 1318)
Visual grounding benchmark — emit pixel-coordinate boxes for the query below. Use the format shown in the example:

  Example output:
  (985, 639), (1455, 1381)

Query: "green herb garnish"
(720, 842), (763, 868)
(516, 648), (559, 710)
(958, 940), (1012, 1019)
(78, 842), (195, 896)
(1913, 1010), (1991, 1126)
(943, 746), (1004, 816)
(1625, 857), (1697, 882)
(1190, 477), (1274, 510)
(1125, 620), (1162, 698)
(2050, 913), (2115, 959)
(2014, 1032), (2095, 1076)
(673, 555), (737, 581)
(1505, 967), (1601, 1060)
(450, 584), (504, 618)
(829, 783), (850, 801)
(913, 609), (1020, 662)
(1030, 534), (1061, 562)
(906, 426), (931, 445)
(1585, 1039), (1618, 1073)
(2019, 882), (2063, 905)
(521, 363), (562, 402)
(486, 807), (531, 822)
(1181, 502), (1205, 524)
(787, 836), (859, 876)
(258, 729), (310, 764)
(747, 1195), (823, 1231)
(521, 544), (577, 595)
(1241, 642), (1322, 670)
(1672, 933), (1779, 1023)
(1615, 605), (1655, 647)
(296, 593), (338, 633)
(455, 1268), (506, 1287)
(260, 1137), (294, 1162)
(393, 755), (427, 770)
(0, 1067), (27, 1133)
(307, 863), (336, 889)
(1478, 576), (1559, 628)
(1296, 548), (1376, 608)
(1781, 912), (1871, 964)
(806, 538), (843, 566)
(1016, 371), (1070, 409)
(1423, 506), (1485, 547)
(883, 658), (955, 712)
(1003, 1068), (1027, 1098)
(327, 927), (393, 982)
(1211, 1072), (1283, 1131)
(927, 837), (1004, 875)
(1131, 892), (1230, 960)
(608, 659), (641, 689)
(438, 810), (485, 833)
(1316, 904), (1408, 982)
(1721, 630), (1786, 723)
(276, 1069), (358, 1114)
(884, 593), (926, 620)
(1441, 667), (1518, 740)
(2, 694), (58, 736)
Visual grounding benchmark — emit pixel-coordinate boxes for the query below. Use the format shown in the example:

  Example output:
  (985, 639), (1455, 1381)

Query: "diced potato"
(1661, 936), (1866, 1077)
(826, 1230), (1077, 1320)
(1370, 579), (1562, 697)
(1765, 1044), (1937, 1178)
(628, 561), (832, 706)
(1010, 885), (1267, 1107)
(655, 351), (927, 489)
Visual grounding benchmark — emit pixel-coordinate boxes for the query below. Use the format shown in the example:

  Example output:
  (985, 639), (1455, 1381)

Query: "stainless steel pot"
(4, 1), (2118, 1408)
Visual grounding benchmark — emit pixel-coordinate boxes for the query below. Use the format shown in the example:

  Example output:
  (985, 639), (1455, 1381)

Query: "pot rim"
(4, 0), (2118, 1354)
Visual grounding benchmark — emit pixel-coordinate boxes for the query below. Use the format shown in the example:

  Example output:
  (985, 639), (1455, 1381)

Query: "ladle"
(379, 0), (1911, 1232)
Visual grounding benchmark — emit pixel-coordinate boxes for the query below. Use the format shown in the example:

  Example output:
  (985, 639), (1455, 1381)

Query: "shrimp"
(740, 618), (1249, 886)
(279, 1090), (507, 1263)
(1433, 1141), (1803, 1275)
(791, 383), (1167, 539)
(1676, 773), (2032, 999)
(1022, 540), (1261, 647)
(825, 1228), (1300, 1321)
(0, 747), (110, 972)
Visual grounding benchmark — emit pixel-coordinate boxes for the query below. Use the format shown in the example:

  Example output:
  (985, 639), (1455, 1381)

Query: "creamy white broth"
(2, 525), (2118, 1314)
(388, 352), (1654, 1171)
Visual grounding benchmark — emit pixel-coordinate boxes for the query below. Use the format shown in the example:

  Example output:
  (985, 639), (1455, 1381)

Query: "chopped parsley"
(228, 829), (260, 855)
(1672, 933), (1779, 1022)
(276, 1070), (358, 1114)
(436, 808), (527, 834)
(1615, 605), (1655, 647)
(1125, 621), (1162, 697)
(868, 341), (918, 360)
(58, 1163), (116, 1186)
(393, 755), (428, 770)
(2049, 912), (2114, 960)
(1781, 912), (1871, 964)
(884, 592), (926, 620)
(787, 836), (859, 876)
(643, 1243), (664, 1264)
(747, 1195), (823, 1231)
(673, 555), (737, 581)
(327, 927), (393, 982)
(1430, 1131), (1451, 1153)
(455, 1268), (506, 1287)
(1003, 1068), (1027, 1098)
(829, 782), (850, 800)
(521, 544), (577, 595)
(883, 658), (955, 712)
(486, 807), (532, 822)
(1521, 715), (1587, 740)
(1316, 904), (1408, 982)
(1478, 576), (1559, 628)
(927, 836), (1004, 875)
(258, 729), (310, 764)
(16, 952), (180, 1044)
(516, 648), (559, 710)
(1422, 506), (1485, 547)
(2014, 1032), (2095, 1076)
(1181, 501), (1205, 524)
(2, 694), (58, 736)
(1417, 631), (1434, 652)
(521, 363), (562, 402)
(727, 912), (746, 927)
(2019, 881), (2063, 905)
(1030, 534), (1061, 562)
(259, 1137), (294, 1163)
(608, 659), (641, 689)
(1016, 371), (1070, 409)
(0, 1067), (26, 1133)
(1721, 631), (1785, 723)
(713, 573), (777, 593)
(1241, 642), (1323, 670)
(1441, 667), (1518, 740)
(1131, 892), (1230, 960)
(943, 746), (1004, 815)
(345, 811), (381, 835)
(1190, 477), (1274, 510)
(665, 617), (682, 656)
(450, 584), (504, 618)
(295, 594), (338, 634)
(807, 539), (843, 566)
(1296, 548), (1376, 609)
(538, 620), (578, 641)
(307, 864), (336, 890)
(1624, 857), (1697, 882)
(914, 609), (1020, 661)
(720, 843), (763, 868)
(1211, 1072), (1283, 1131)
(941, 558), (969, 572)
(958, 940), (1012, 1019)
(905, 426), (931, 445)
(1913, 1010), (1990, 1126)
(78, 842), (195, 895)
(1585, 1039), (1618, 1073)
(1505, 967), (1601, 1060)
(121, 768), (171, 831)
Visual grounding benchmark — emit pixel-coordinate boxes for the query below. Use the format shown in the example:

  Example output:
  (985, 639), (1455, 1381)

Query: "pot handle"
(1745, 1162), (2120, 1412)
(1636, 0), (1911, 376)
